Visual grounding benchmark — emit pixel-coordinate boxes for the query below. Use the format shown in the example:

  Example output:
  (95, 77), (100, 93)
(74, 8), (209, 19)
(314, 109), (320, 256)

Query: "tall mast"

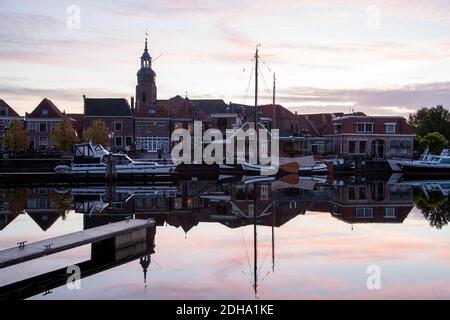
(254, 45), (259, 164)
(272, 73), (276, 130)
(272, 200), (275, 273)
(253, 45), (259, 297)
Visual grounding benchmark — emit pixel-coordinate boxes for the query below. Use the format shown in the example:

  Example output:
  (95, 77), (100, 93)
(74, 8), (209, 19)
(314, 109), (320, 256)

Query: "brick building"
(323, 115), (415, 159)
(0, 100), (23, 152)
(83, 97), (134, 152)
(25, 98), (69, 152)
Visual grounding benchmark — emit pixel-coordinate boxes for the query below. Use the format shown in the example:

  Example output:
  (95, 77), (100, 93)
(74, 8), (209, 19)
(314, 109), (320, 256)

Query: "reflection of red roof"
(27, 211), (63, 231)
(0, 99), (21, 117)
(0, 212), (20, 231)
(27, 98), (66, 119)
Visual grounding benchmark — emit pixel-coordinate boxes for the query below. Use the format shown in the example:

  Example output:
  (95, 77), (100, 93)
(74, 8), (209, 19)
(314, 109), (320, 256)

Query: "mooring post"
(17, 241), (27, 250)
(105, 152), (117, 182)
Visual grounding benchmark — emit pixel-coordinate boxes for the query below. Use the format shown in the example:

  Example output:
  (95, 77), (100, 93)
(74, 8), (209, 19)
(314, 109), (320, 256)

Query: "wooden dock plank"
(0, 219), (155, 269)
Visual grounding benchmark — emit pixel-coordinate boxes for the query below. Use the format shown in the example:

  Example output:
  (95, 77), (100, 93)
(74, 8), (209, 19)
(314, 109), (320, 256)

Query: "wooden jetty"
(0, 219), (155, 269)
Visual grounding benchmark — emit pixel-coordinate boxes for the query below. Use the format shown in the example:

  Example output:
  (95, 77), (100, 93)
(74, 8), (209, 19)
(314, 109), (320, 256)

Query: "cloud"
(272, 82), (450, 115)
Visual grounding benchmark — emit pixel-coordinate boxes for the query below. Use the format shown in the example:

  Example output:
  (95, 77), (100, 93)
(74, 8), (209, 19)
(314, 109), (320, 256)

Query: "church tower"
(135, 34), (157, 111)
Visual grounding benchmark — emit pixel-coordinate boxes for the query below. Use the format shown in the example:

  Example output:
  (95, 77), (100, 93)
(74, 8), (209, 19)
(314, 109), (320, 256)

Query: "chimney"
(83, 95), (86, 115)
(131, 96), (135, 114)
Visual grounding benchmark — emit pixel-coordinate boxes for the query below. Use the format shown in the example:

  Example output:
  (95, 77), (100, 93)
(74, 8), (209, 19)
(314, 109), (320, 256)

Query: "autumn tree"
(4, 121), (27, 155)
(83, 120), (110, 146)
(52, 119), (79, 153)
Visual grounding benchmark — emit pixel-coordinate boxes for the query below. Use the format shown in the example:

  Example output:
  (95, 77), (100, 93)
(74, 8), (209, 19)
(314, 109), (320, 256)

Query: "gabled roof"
(84, 98), (133, 117)
(27, 98), (65, 119)
(302, 113), (348, 135)
(190, 99), (230, 114)
(260, 104), (299, 121)
(166, 96), (210, 121)
(0, 99), (21, 117)
(27, 211), (63, 231)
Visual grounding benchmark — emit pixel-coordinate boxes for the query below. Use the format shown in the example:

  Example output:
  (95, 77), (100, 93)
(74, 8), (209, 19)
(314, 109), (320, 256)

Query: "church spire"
(136, 31), (157, 109)
(145, 31), (148, 52)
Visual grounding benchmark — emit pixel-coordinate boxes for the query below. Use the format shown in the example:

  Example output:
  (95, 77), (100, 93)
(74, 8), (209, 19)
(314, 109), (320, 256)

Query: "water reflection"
(3, 178), (447, 231)
(0, 175), (449, 299)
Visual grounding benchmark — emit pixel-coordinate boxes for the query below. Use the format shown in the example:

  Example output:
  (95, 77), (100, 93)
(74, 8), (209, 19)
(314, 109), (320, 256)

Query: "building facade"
(25, 98), (68, 152)
(324, 115), (415, 159)
(135, 104), (171, 154)
(0, 100), (23, 152)
(83, 97), (135, 152)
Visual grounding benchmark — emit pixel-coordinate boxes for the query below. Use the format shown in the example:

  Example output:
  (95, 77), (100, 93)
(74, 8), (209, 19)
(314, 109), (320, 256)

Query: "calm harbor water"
(0, 176), (449, 299)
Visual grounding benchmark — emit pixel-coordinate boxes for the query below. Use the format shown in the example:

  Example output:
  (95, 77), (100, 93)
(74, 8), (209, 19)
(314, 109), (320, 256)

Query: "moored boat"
(395, 149), (450, 175)
(55, 143), (177, 175)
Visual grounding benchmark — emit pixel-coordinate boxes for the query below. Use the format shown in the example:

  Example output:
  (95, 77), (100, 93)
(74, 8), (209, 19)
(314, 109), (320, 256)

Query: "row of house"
(0, 36), (415, 159)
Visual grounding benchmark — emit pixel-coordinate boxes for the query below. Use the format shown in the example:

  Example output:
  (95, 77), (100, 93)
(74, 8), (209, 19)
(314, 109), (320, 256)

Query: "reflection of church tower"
(140, 255), (151, 284)
(135, 34), (157, 112)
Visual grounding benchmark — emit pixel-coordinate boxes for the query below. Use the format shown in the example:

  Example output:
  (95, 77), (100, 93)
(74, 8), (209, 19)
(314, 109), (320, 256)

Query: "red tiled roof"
(135, 104), (169, 118)
(260, 104), (299, 121)
(0, 99), (21, 117)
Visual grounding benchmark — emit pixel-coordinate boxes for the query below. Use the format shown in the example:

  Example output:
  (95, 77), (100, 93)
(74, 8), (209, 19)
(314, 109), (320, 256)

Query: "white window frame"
(115, 136), (123, 147)
(356, 122), (374, 133)
(385, 207), (396, 218)
(385, 123), (396, 134)
(355, 207), (374, 218)
(28, 122), (36, 133)
(39, 136), (48, 147)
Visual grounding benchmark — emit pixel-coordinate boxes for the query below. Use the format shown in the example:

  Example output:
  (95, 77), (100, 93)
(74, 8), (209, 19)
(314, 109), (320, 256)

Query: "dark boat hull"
(399, 163), (450, 176)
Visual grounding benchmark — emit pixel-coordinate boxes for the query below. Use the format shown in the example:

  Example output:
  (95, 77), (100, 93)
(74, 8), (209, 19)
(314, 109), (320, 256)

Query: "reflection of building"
(0, 189), (24, 230)
(25, 188), (67, 231)
(330, 182), (414, 223)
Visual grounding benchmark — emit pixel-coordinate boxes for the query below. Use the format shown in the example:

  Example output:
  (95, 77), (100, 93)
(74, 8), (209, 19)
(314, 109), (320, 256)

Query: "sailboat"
(239, 47), (299, 176)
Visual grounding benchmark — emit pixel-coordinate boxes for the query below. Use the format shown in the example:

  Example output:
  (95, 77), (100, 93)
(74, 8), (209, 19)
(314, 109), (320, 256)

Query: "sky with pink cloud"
(1, 0), (450, 116)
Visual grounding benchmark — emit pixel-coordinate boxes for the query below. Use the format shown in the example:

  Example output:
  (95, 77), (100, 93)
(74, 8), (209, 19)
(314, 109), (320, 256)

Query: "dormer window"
(385, 123), (396, 134)
(333, 123), (342, 133)
(148, 109), (156, 115)
(356, 123), (373, 133)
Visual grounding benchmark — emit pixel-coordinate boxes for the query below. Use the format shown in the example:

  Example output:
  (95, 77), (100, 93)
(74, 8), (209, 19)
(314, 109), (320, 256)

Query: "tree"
(418, 132), (447, 154)
(408, 105), (450, 141)
(83, 120), (110, 146)
(414, 190), (450, 229)
(52, 119), (79, 153)
(4, 121), (27, 154)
